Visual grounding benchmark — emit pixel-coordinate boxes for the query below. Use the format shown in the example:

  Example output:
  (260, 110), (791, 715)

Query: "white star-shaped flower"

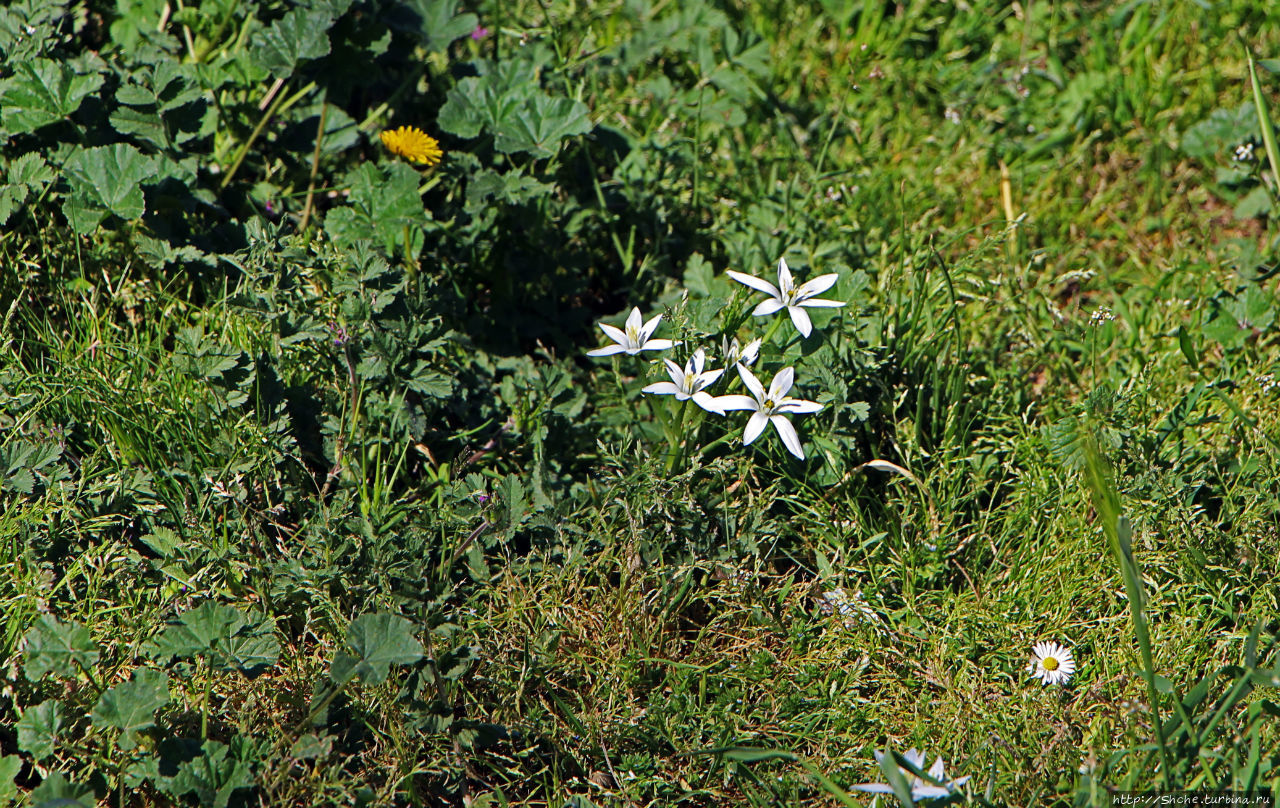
(722, 336), (761, 368)
(586, 307), (676, 356)
(642, 348), (727, 413)
(853, 748), (971, 803)
(717, 365), (822, 459)
(726, 257), (843, 338)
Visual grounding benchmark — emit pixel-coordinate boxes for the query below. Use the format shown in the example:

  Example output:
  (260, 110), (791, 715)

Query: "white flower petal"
(640, 313), (664, 343)
(639, 339), (675, 351)
(776, 257), (794, 291)
(692, 391), (724, 414)
(770, 415), (804, 459)
(663, 358), (684, 383)
(798, 297), (844, 308)
(788, 305), (813, 337)
(713, 394), (758, 411)
(743, 411), (768, 445)
(726, 270), (781, 298)
(753, 298), (786, 316)
(690, 348), (706, 376)
(777, 398), (822, 415)
(737, 365), (765, 402)
(850, 784), (895, 795)
(624, 307), (643, 334)
(794, 272), (839, 299)
(769, 367), (795, 399)
(739, 338), (762, 365)
(695, 367), (725, 389)
(913, 785), (953, 800)
(587, 344), (627, 356)
(598, 322), (629, 345)
(642, 382), (681, 395)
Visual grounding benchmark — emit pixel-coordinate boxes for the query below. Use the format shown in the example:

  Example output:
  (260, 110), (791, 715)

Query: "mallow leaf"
(16, 700), (62, 760)
(0, 58), (104, 134)
(63, 144), (153, 228)
(90, 668), (170, 749)
(23, 615), (100, 682)
(250, 8), (335, 79)
(331, 613), (424, 684)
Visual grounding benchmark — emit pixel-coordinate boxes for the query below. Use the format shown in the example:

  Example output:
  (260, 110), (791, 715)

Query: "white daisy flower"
(586, 307), (676, 357)
(726, 257), (843, 338)
(1028, 641), (1076, 686)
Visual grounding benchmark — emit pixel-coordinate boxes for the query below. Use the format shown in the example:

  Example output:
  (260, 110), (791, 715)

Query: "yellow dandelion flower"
(379, 126), (443, 166)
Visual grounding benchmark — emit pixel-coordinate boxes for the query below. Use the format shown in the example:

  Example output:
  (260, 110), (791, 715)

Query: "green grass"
(2, 0), (1280, 805)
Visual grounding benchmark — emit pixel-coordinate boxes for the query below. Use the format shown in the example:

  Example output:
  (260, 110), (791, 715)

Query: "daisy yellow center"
(626, 325), (639, 343)
(764, 398), (775, 409)
(1042, 656), (1060, 671)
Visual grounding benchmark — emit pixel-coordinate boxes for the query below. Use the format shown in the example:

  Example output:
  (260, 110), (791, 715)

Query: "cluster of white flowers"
(586, 257), (842, 460)
(1235, 141), (1256, 162)
(1089, 307), (1115, 326)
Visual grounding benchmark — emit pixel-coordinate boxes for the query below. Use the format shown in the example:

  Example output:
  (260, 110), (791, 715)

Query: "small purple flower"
(471, 25), (489, 40)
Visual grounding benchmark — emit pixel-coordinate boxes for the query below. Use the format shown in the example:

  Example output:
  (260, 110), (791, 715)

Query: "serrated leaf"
(494, 93), (591, 157)
(251, 8), (334, 79)
(324, 162), (426, 255)
(29, 772), (95, 808)
(23, 615), (100, 682)
(0, 58), (104, 134)
(395, 0), (477, 52)
(90, 668), (170, 746)
(16, 701), (61, 760)
(167, 740), (255, 808)
(7, 153), (54, 187)
(406, 367), (452, 398)
(334, 613), (424, 684)
(63, 143), (153, 224)
(437, 61), (539, 141)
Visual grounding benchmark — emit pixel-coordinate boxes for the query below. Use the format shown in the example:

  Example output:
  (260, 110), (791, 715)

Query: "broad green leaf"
(16, 700), (61, 760)
(0, 58), (104, 135)
(61, 193), (108, 235)
(63, 144), (153, 227)
(494, 93), (591, 158)
(0, 754), (21, 804)
(289, 733), (333, 760)
(90, 668), (170, 748)
(333, 613), (423, 684)
(324, 162), (426, 256)
(437, 61), (539, 140)
(23, 615), (99, 682)
(28, 772), (95, 808)
(167, 740), (255, 808)
(439, 61), (590, 158)
(250, 9), (334, 79)
(393, 0), (477, 52)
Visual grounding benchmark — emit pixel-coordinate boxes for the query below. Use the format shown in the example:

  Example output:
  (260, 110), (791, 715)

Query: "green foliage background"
(2, 0), (1280, 805)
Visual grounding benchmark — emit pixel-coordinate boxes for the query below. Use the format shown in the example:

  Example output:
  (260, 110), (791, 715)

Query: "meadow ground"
(1, 0), (1279, 805)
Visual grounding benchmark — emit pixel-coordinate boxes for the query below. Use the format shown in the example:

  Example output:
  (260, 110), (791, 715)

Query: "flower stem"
(665, 399), (690, 473)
